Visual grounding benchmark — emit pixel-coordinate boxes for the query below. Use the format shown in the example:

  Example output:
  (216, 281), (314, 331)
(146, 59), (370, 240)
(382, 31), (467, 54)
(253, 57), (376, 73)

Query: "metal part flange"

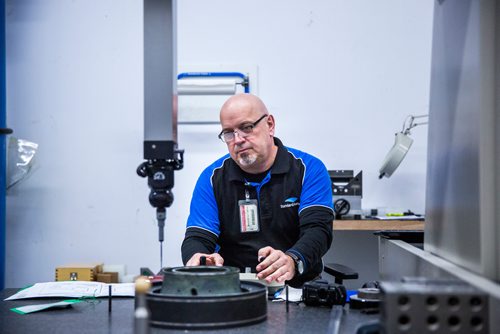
(146, 266), (267, 329)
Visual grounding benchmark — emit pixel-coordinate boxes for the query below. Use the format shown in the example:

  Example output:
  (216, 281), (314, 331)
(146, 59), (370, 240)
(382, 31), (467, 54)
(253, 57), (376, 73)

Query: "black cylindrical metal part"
(146, 266), (267, 329)
(147, 282), (267, 329)
(160, 266), (241, 296)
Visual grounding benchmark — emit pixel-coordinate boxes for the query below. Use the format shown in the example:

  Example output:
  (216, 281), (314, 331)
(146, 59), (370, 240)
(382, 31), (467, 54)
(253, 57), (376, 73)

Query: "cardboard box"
(96, 272), (119, 283)
(55, 263), (103, 282)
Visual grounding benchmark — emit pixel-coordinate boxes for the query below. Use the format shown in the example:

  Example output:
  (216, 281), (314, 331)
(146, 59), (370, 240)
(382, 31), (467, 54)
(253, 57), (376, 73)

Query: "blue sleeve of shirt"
(298, 155), (334, 214)
(186, 163), (222, 237)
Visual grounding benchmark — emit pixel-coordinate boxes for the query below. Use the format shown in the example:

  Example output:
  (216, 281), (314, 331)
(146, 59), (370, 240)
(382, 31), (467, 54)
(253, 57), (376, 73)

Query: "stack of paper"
(4, 281), (135, 301)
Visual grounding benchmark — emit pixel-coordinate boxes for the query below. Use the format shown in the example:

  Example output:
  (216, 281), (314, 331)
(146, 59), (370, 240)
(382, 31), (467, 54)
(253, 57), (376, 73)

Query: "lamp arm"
(402, 114), (429, 135)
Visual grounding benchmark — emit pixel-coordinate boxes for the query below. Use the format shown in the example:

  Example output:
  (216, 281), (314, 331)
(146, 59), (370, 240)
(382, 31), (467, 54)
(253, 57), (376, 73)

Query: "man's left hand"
(256, 246), (295, 284)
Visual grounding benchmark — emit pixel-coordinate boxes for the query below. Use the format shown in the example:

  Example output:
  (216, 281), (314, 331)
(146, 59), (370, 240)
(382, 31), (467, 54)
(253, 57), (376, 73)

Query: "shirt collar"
(227, 137), (290, 182)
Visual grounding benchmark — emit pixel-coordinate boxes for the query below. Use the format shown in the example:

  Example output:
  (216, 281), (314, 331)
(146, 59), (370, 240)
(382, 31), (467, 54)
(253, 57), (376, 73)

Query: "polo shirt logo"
(280, 197), (300, 208)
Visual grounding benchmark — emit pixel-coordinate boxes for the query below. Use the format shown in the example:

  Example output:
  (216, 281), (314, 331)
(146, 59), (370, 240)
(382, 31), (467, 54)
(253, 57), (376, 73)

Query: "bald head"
(220, 94), (269, 121)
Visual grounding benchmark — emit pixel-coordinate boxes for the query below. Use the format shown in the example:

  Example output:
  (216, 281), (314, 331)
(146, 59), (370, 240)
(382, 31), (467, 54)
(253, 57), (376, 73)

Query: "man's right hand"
(256, 246), (295, 283)
(186, 253), (224, 266)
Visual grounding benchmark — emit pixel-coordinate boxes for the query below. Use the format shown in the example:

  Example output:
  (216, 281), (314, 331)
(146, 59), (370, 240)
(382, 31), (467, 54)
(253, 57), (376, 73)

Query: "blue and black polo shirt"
(181, 137), (334, 286)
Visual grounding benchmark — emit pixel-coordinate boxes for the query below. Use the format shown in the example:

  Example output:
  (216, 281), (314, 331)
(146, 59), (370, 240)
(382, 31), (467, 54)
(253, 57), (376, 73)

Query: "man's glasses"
(218, 114), (268, 143)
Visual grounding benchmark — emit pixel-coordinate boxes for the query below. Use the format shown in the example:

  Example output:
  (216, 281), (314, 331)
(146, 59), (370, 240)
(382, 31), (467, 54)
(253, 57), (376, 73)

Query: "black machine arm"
(136, 142), (184, 243)
(139, 0), (180, 269)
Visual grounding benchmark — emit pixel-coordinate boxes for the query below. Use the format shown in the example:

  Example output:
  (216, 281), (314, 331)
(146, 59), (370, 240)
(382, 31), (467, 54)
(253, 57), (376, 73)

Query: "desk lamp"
(379, 114), (428, 179)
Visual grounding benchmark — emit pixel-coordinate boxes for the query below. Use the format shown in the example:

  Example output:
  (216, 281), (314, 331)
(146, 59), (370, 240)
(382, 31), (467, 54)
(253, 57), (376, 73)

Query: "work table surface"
(333, 219), (424, 231)
(0, 288), (376, 333)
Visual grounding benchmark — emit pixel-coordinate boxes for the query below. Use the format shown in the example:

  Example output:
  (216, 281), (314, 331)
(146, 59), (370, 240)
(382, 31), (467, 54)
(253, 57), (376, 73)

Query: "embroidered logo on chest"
(280, 197), (300, 209)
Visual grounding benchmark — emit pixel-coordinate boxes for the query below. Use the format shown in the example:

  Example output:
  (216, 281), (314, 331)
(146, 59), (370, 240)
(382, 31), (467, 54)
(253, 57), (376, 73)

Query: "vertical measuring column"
(141, 0), (181, 269)
(144, 0), (177, 148)
(1, 0), (7, 290)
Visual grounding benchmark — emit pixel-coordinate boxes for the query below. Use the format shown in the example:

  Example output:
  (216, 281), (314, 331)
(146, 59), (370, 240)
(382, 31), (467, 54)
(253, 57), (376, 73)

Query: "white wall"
(4, 0), (434, 287)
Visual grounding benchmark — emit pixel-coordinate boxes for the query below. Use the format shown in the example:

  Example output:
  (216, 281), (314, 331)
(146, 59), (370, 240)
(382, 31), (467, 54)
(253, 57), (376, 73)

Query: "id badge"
(239, 198), (260, 233)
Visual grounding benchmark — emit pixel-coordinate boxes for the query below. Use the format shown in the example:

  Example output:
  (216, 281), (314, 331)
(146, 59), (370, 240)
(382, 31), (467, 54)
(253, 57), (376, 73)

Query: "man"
(181, 94), (333, 287)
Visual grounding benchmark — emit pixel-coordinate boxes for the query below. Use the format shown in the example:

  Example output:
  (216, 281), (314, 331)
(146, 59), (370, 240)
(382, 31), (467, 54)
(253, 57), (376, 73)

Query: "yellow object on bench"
(55, 263), (103, 281)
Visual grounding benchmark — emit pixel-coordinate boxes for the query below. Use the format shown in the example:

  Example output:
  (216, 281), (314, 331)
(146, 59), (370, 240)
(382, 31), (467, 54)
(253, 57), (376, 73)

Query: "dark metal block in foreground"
(380, 278), (489, 333)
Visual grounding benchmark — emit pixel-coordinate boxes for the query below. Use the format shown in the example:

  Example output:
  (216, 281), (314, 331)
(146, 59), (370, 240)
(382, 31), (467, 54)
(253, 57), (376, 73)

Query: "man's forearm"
(291, 208), (334, 272)
(181, 230), (217, 264)
(292, 224), (332, 268)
